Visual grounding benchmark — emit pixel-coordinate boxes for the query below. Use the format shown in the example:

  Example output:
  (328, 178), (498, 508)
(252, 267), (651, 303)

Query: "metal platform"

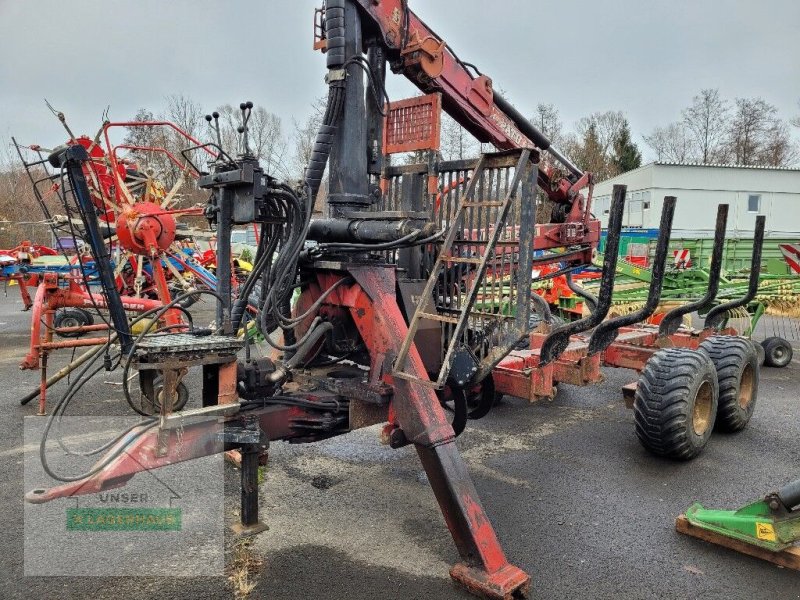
(135, 333), (244, 358)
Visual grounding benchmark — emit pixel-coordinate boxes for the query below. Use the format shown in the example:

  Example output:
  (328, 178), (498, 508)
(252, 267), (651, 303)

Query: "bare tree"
(531, 103), (562, 147)
(758, 120), (798, 167)
(165, 94), (203, 141)
(681, 88), (729, 163)
(290, 96), (327, 182)
(791, 99), (800, 129)
(123, 108), (174, 177)
(0, 140), (52, 246)
(210, 103), (288, 178)
(643, 122), (693, 162)
(727, 97), (779, 165)
(439, 114), (479, 161)
(248, 107), (288, 177)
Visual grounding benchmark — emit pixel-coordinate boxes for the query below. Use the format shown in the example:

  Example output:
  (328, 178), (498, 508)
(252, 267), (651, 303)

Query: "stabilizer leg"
(418, 442), (530, 598)
(345, 265), (530, 599)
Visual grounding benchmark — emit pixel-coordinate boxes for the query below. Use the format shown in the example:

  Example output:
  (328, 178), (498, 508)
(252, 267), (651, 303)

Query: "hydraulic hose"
(258, 0), (348, 352)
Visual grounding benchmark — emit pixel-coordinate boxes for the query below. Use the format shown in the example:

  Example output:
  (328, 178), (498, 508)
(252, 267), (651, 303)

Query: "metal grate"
(136, 333), (244, 355)
(383, 94), (441, 155)
(392, 150), (538, 388)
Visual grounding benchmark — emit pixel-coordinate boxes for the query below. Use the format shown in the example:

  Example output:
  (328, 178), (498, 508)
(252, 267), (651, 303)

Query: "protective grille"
(383, 94), (441, 155)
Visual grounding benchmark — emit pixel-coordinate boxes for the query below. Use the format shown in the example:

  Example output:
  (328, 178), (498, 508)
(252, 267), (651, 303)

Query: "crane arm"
(352, 0), (588, 203)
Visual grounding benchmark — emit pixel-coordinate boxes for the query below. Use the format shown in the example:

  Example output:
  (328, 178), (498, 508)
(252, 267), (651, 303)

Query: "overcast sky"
(1, 0), (798, 160)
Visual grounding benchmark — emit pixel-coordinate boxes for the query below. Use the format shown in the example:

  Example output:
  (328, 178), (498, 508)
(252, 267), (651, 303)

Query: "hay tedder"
(22, 1), (774, 597)
(12, 124), (226, 413)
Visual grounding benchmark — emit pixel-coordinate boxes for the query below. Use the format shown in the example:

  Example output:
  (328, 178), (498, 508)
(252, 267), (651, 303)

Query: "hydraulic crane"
(25, 2), (603, 598)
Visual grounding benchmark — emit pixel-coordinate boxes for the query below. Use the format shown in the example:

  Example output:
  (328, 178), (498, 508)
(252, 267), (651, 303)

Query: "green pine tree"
(611, 121), (642, 175)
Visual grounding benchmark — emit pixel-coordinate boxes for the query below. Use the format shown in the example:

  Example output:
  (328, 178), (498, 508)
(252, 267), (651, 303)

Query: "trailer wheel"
(754, 342), (765, 367)
(762, 337), (793, 368)
(142, 377), (190, 413)
(53, 308), (94, 337)
(633, 348), (718, 460)
(699, 336), (758, 432)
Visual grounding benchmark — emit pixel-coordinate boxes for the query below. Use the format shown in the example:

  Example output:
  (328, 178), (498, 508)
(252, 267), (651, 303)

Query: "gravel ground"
(1, 293), (799, 599)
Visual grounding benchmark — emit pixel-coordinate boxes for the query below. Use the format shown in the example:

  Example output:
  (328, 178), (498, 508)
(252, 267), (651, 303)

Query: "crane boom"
(352, 0), (587, 203)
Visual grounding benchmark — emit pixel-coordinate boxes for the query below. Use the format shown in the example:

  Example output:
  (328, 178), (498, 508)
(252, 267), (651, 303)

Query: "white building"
(591, 162), (800, 237)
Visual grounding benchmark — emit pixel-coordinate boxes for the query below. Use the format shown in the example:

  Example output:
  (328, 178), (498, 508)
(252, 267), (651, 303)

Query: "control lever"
(238, 101), (254, 157)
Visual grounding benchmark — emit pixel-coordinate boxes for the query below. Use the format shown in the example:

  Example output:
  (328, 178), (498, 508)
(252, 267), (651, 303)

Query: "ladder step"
(462, 201), (504, 208)
(454, 239), (518, 246)
(417, 309), (511, 323)
(417, 311), (461, 324)
(442, 256), (483, 264)
(391, 371), (442, 388)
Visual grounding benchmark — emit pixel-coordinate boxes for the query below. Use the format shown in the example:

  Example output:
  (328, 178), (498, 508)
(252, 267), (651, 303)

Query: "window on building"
(748, 194), (761, 213)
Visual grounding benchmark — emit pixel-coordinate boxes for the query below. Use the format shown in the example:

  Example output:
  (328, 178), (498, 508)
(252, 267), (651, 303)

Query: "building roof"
(653, 161), (800, 172)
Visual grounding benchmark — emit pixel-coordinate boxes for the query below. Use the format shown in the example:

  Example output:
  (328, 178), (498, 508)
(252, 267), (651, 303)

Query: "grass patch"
(227, 538), (264, 599)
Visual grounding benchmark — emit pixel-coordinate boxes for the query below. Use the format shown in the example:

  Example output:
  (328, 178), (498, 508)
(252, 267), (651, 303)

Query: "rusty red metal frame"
(494, 323), (740, 403)
(111, 144), (200, 179)
(383, 93), (442, 154)
(27, 265), (531, 598)
(101, 121), (216, 181)
(20, 273), (167, 414)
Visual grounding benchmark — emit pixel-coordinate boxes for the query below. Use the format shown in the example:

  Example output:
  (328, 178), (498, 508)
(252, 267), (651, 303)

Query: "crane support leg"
(344, 265), (530, 598)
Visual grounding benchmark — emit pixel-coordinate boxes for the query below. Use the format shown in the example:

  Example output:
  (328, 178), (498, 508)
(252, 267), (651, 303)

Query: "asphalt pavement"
(1, 293), (798, 600)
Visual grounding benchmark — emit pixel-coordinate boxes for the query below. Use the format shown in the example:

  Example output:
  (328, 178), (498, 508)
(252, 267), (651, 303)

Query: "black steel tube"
(240, 443), (260, 526)
(493, 93), (582, 179)
(587, 197), (676, 355)
(539, 184), (626, 365)
(778, 478), (800, 511)
(366, 42), (387, 176)
(216, 189), (232, 328)
(307, 216), (429, 243)
(327, 0), (370, 212)
(704, 215), (766, 329)
(658, 204), (729, 338)
(59, 145), (132, 353)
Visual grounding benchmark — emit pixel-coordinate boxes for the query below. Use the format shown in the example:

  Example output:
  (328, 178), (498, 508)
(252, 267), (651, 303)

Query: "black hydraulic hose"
(306, 0), (345, 199)
(283, 322), (334, 369)
(325, 0), (346, 69)
(255, 0), (348, 354)
(281, 277), (352, 325)
(231, 221), (279, 331)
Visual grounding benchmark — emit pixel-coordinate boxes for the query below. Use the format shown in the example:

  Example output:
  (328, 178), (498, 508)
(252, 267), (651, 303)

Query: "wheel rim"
(773, 347), (786, 361)
(61, 317), (80, 328)
(739, 364), (755, 409)
(692, 381), (713, 435)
